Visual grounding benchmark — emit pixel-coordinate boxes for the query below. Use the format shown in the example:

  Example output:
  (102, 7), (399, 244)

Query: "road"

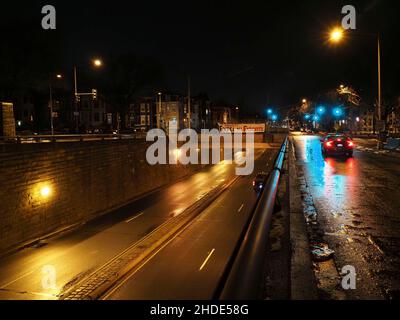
(292, 134), (400, 299)
(0, 147), (278, 300)
(103, 146), (278, 300)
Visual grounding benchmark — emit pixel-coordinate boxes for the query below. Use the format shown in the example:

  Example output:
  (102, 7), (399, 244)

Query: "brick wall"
(0, 139), (207, 254)
(1, 102), (16, 138)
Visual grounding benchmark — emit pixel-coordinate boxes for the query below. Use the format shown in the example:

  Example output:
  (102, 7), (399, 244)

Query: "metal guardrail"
(0, 133), (147, 144)
(217, 136), (288, 300)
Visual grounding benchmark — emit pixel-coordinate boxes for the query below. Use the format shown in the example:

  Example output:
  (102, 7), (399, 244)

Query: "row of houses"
(13, 91), (240, 133)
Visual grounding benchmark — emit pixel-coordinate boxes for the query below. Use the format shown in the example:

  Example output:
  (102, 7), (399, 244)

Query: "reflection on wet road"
(293, 135), (400, 299)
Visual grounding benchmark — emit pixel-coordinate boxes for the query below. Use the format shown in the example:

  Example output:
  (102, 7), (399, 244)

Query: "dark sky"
(2, 0), (400, 113)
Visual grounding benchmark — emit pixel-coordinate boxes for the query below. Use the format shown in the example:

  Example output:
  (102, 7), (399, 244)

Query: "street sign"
(220, 123), (266, 133)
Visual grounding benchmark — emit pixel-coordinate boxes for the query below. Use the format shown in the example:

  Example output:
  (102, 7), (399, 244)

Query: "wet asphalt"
(293, 134), (400, 300)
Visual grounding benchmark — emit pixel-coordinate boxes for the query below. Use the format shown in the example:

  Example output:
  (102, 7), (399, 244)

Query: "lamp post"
(49, 74), (62, 136)
(157, 92), (162, 129)
(328, 27), (383, 148)
(73, 58), (103, 133)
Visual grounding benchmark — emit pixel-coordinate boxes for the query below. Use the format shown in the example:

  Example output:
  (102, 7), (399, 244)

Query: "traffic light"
(92, 89), (97, 100)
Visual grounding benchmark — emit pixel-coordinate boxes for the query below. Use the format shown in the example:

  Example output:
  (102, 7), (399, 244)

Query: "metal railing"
(0, 133), (147, 144)
(217, 136), (288, 300)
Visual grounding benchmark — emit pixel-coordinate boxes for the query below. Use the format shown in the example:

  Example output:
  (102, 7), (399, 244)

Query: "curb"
(288, 137), (319, 300)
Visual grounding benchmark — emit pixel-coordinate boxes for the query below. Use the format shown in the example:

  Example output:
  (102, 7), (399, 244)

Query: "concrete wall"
(0, 133), (286, 254)
(1, 102), (16, 138)
(0, 139), (207, 254)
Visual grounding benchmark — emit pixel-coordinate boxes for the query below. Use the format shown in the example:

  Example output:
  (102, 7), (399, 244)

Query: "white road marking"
(199, 249), (216, 271)
(237, 204), (244, 213)
(125, 212), (144, 223)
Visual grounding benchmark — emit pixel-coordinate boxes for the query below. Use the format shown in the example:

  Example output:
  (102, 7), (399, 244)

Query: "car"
(253, 172), (268, 192)
(321, 134), (354, 157)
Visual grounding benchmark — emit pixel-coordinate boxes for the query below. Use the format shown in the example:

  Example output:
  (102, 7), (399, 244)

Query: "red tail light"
(347, 140), (354, 148)
(325, 141), (334, 148)
(253, 181), (255, 186)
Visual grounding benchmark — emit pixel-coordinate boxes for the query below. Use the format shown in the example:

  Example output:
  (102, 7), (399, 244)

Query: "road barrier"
(217, 136), (288, 300)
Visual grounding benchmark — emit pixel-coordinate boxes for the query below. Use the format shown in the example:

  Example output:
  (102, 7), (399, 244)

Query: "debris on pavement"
(310, 242), (335, 262)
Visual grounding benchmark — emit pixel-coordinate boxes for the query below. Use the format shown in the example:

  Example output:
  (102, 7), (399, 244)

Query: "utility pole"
(188, 76), (191, 130)
(377, 35), (384, 149)
(377, 35), (382, 122)
(157, 92), (161, 129)
(49, 83), (54, 136)
(74, 66), (79, 133)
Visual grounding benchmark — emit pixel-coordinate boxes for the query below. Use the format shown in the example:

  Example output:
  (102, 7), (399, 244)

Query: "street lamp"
(74, 58), (103, 132)
(326, 27), (383, 148)
(93, 59), (103, 67)
(157, 92), (162, 129)
(49, 73), (63, 136)
(329, 27), (344, 43)
(302, 99), (307, 104)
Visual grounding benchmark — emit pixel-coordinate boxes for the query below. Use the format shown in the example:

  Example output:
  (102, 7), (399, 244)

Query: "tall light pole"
(157, 92), (162, 129)
(49, 74), (62, 136)
(377, 35), (382, 121)
(73, 58), (103, 133)
(187, 76), (191, 130)
(74, 66), (78, 132)
(328, 27), (383, 148)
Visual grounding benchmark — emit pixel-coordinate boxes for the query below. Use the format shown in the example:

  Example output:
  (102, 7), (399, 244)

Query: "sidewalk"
(354, 138), (400, 158)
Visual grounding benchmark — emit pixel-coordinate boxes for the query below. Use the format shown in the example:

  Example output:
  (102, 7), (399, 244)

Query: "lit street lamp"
(327, 27), (383, 147)
(49, 74), (63, 136)
(73, 58), (103, 132)
(329, 27), (344, 43)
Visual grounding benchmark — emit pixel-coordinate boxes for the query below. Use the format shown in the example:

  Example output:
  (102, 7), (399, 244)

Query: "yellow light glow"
(93, 59), (103, 67)
(302, 99), (307, 104)
(174, 149), (181, 158)
(330, 28), (344, 43)
(56, 74), (62, 79)
(40, 186), (52, 198)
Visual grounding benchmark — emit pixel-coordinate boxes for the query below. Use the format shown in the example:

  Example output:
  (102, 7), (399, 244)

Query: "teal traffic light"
(333, 107), (343, 117)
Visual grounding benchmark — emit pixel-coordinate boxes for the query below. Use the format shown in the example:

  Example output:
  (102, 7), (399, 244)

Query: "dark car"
(253, 172), (268, 192)
(321, 134), (354, 157)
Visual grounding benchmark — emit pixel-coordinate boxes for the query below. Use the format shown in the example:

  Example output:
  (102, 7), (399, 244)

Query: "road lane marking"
(199, 249), (216, 271)
(237, 204), (244, 213)
(125, 212), (144, 223)
(0, 269), (37, 289)
(100, 216), (197, 300)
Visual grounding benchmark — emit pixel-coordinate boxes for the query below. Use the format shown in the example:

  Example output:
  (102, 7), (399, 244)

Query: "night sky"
(2, 0), (400, 113)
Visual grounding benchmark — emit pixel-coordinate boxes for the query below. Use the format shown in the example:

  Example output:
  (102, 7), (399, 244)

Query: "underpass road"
(293, 134), (400, 299)
(0, 147), (275, 300)
(103, 148), (277, 300)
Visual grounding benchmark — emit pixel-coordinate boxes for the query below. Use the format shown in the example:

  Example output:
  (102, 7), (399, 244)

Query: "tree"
(99, 52), (164, 129)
